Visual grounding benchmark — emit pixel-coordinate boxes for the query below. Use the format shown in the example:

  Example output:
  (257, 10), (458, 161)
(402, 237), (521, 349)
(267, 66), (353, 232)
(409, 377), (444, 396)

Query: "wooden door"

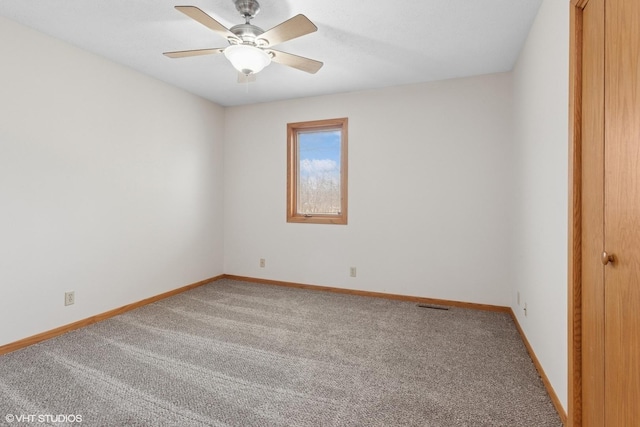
(573, 0), (640, 424)
(603, 0), (640, 423)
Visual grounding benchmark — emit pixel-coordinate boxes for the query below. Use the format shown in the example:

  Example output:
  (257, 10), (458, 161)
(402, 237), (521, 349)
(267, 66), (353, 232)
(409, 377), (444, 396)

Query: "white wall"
(0, 17), (225, 347)
(1, 6), (570, 413)
(511, 0), (569, 412)
(224, 73), (513, 306)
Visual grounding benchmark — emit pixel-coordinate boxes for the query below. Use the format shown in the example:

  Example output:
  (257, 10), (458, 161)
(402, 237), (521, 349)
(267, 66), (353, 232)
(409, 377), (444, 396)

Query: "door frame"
(568, 0), (591, 425)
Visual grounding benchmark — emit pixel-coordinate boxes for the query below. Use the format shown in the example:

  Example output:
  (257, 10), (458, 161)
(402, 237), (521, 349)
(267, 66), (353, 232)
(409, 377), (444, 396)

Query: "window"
(287, 118), (348, 224)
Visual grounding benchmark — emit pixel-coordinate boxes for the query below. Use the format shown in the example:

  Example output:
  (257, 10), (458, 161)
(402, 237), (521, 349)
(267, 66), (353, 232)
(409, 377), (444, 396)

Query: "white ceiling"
(0, 0), (542, 107)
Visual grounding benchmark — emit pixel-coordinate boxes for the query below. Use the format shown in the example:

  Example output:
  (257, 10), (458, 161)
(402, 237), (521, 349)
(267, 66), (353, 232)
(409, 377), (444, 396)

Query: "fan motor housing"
(230, 23), (265, 45)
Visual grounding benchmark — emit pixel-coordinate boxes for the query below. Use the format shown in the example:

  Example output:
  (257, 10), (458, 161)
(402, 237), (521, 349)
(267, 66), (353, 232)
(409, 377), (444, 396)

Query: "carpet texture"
(0, 279), (561, 426)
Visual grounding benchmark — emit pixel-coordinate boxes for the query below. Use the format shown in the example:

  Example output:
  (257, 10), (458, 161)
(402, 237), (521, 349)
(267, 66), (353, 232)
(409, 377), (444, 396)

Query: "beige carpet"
(0, 279), (562, 426)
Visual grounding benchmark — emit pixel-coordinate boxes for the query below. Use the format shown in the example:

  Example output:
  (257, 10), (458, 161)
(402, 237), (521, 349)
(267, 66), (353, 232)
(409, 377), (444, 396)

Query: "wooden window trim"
(287, 118), (348, 225)
(569, 0), (587, 425)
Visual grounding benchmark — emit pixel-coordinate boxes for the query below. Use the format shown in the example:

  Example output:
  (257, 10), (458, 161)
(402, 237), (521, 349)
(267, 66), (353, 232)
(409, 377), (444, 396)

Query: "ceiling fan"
(163, 0), (323, 79)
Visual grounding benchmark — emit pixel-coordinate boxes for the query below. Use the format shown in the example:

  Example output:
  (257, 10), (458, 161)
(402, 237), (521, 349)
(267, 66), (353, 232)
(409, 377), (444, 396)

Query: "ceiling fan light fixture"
(224, 44), (271, 75)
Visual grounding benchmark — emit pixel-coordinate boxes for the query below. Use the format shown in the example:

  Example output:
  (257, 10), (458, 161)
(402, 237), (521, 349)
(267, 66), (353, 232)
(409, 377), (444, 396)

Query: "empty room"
(1, 0), (638, 425)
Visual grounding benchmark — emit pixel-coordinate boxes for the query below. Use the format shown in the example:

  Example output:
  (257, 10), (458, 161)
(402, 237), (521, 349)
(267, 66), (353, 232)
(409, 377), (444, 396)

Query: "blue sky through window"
(298, 130), (341, 177)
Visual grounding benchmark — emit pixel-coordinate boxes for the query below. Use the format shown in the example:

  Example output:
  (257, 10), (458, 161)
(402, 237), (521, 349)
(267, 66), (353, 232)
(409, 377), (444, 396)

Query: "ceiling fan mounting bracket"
(234, 0), (260, 21)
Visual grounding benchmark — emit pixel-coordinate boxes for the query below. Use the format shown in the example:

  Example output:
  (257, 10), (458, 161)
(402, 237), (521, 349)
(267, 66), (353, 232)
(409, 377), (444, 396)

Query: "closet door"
(604, 0), (640, 424)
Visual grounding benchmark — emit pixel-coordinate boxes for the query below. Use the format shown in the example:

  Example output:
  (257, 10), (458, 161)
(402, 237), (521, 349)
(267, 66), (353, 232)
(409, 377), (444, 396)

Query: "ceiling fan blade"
(163, 48), (225, 58)
(175, 6), (238, 41)
(257, 14), (317, 47)
(268, 49), (323, 74)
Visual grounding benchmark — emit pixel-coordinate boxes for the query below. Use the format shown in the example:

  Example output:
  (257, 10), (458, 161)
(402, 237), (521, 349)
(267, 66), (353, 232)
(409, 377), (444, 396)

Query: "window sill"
(287, 215), (347, 225)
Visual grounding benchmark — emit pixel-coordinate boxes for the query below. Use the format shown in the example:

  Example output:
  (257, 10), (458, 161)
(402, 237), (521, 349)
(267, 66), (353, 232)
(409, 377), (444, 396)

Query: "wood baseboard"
(222, 274), (511, 313)
(0, 275), (224, 356)
(509, 309), (568, 425)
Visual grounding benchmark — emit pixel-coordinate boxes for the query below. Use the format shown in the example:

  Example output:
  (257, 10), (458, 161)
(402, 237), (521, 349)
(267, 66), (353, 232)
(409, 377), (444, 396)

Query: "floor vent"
(418, 304), (450, 311)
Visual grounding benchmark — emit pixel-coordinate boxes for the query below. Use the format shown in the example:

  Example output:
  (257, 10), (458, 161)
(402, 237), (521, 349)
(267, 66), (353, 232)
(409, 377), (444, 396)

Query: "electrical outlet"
(517, 291), (520, 305)
(260, 258), (265, 268)
(64, 291), (75, 306)
(350, 267), (357, 277)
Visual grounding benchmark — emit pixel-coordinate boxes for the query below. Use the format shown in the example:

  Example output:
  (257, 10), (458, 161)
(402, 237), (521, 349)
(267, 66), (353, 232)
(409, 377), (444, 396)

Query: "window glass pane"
(297, 129), (341, 215)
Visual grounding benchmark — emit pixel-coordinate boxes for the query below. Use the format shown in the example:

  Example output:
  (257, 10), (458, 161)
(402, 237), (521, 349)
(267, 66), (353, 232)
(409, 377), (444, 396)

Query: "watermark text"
(5, 414), (83, 423)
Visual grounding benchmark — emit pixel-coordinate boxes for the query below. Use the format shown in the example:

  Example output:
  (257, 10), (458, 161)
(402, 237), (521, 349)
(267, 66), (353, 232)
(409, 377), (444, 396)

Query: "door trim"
(569, 0), (588, 425)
